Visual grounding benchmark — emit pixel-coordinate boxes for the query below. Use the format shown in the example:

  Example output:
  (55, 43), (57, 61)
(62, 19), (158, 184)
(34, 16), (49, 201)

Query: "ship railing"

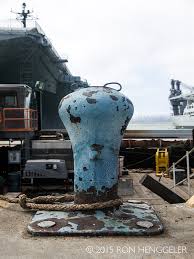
(0, 108), (38, 132)
(0, 19), (37, 31)
(0, 20), (47, 36)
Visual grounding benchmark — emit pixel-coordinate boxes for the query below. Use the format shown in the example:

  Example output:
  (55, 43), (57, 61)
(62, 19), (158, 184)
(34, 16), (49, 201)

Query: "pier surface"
(0, 171), (194, 258)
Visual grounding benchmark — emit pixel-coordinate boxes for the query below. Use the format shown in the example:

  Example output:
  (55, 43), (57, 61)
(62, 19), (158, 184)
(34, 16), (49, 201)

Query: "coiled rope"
(0, 194), (122, 211)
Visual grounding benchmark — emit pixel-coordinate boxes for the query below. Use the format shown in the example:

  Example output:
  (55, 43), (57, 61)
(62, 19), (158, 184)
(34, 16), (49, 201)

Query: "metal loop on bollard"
(103, 82), (122, 91)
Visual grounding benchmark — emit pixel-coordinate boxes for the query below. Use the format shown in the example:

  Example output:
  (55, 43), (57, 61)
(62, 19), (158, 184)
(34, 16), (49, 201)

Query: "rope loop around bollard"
(103, 82), (122, 91)
(0, 194), (123, 211)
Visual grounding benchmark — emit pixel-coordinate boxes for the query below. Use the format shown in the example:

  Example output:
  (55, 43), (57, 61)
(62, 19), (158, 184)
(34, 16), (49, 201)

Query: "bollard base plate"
(28, 201), (163, 236)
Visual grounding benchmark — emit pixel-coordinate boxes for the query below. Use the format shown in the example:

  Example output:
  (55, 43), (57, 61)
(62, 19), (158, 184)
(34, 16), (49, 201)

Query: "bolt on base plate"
(28, 201), (163, 236)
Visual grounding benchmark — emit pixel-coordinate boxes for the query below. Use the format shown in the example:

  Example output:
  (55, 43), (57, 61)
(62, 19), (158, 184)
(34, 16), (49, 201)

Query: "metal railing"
(0, 108), (38, 132)
(168, 147), (194, 198)
(0, 19), (37, 31)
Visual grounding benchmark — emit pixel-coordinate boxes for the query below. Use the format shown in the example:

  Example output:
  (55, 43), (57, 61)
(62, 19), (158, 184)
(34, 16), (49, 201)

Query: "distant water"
(128, 114), (174, 130)
(127, 122), (175, 130)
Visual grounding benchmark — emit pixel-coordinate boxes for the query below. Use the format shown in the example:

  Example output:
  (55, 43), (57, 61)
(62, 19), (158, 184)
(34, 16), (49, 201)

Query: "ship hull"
(171, 115), (194, 128)
(0, 27), (72, 130)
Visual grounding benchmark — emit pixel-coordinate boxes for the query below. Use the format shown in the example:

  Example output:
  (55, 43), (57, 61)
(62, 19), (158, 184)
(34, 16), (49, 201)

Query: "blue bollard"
(59, 83), (134, 204)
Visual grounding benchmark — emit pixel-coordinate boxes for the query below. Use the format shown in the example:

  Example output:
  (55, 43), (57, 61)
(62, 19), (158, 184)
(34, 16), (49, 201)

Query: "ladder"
(20, 61), (33, 87)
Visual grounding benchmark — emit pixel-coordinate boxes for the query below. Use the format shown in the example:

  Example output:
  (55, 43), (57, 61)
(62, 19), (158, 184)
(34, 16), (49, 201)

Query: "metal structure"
(23, 159), (68, 179)
(0, 3), (87, 189)
(28, 201), (163, 236)
(28, 82), (163, 236)
(171, 148), (194, 197)
(169, 79), (194, 128)
(1, 108), (37, 131)
(169, 79), (185, 116)
(0, 85), (37, 136)
(169, 80), (194, 116)
(0, 3), (88, 130)
(124, 128), (193, 139)
(12, 2), (35, 28)
(59, 83), (134, 204)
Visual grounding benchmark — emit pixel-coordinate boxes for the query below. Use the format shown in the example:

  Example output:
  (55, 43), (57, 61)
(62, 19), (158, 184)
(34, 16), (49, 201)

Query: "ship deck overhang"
(0, 28), (70, 92)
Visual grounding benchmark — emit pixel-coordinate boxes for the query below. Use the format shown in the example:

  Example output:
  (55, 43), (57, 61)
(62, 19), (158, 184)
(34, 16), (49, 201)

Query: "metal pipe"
(170, 172), (194, 189)
(186, 151), (191, 197)
(163, 147), (194, 176)
(173, 163), (176, 193)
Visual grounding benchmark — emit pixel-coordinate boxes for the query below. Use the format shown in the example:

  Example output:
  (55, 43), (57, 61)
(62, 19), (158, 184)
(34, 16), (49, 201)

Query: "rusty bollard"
(59, 83), (134, 204)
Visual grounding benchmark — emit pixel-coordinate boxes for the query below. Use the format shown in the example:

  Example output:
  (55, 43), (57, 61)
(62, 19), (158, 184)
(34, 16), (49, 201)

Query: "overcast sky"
(0, 0), (194, 118)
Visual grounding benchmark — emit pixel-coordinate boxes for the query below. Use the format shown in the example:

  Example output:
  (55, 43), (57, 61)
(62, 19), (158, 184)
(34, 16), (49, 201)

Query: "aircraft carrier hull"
(0, 26), (75, 130)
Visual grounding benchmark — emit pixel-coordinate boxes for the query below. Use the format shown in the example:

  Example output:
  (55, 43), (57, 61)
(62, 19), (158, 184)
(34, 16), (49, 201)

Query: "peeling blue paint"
(59, 86), (134, 203)
(28, 201), (163, 236)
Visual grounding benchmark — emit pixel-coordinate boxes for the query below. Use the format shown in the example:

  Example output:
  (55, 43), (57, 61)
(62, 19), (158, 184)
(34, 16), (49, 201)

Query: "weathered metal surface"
(58, 85), (134, 204)
(28, 201), (163, 236)
(136, 221), (153, 228)
(37, 220), (56, 228)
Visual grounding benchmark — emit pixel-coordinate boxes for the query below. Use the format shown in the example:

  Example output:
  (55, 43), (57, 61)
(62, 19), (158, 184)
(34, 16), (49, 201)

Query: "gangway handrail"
(170, 172), (194, 189)
(168, 148), (194, 198)
(163, 146), (194, 175)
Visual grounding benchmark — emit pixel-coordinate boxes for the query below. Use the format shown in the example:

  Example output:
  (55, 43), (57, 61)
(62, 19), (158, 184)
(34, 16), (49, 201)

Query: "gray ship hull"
(0, 25), (78, 130)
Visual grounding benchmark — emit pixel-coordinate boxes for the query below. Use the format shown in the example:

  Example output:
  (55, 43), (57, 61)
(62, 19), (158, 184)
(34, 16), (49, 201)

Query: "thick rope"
(0, 194), (74, 204)
(0, 196), (19, 203)
(0, 194), (122, 211)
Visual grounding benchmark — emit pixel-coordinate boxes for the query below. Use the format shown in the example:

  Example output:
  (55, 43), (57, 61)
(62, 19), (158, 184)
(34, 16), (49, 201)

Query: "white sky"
(0, 0), (194, 118)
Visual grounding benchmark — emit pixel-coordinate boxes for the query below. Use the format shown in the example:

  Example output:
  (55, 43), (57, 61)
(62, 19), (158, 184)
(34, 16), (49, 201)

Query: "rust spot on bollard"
(74, 184), (118, 204)
(126, 99), (132, 104)
(82, 91), (98, 97)
(86, 98), (97, 104)
(110, 95), (118, 101)
(72, 216), (105, 230)
(103, 88), (113, 93)
(91, 144), (104, 151)
(66, 105), (81, 124)
(120, 116), (130, 135)
(70, 115), (81, 124)
(66, 105), (71, 113)
(90, 144), (104, 159)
